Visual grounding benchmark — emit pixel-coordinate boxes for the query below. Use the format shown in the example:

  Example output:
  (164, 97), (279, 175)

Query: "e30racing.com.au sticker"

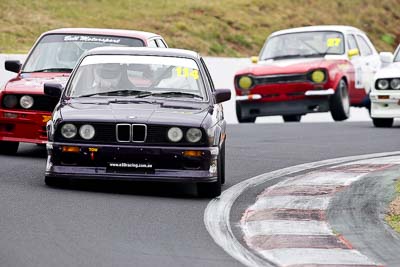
(108, 163), (153, 169)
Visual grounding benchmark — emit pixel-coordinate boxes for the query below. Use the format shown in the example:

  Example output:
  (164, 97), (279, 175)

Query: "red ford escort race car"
(0, 28), (168, 154)
(235, 26), (381, 123)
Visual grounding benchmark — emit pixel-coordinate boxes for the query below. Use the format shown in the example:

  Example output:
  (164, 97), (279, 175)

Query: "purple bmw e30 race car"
(44, 47), (231, 197)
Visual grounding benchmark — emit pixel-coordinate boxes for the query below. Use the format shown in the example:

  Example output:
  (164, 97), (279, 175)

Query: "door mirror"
(379, 52), (394, 66)
(44, 83), (63, 98)
(214, 89), (231, 103)
(5, 60), (22, 73)
(250, 56), (259, 64)
(348, 48), (360, 59)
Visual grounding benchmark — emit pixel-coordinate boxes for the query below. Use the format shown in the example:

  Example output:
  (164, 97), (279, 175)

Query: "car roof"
(42, 28), (162, 40)
(84, 47), (200, 59)
(270, 25), (365, 37)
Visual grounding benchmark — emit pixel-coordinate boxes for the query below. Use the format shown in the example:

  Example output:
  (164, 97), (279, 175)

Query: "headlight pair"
(2, 94), (34, 109)
(61, 124), (95, 140)
(376, 78), (400, 90)
(167, 127), (202, 143)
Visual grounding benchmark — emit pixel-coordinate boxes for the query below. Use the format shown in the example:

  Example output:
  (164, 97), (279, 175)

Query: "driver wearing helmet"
(55, 44), (81, 69)
(92, 63), (123, 93)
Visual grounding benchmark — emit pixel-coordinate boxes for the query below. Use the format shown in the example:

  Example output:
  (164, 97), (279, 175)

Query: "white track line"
(204, 151), (400, 267)
(249, 195), (331, 211)
(259, 248), (377, 266)
(285, 171), (366, 186)
(242, 220), (332, 237)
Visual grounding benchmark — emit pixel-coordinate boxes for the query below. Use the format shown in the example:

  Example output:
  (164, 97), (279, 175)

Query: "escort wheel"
(330, 79), (350, 121)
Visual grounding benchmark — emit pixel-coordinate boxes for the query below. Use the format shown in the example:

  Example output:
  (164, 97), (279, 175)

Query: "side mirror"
(44, 83), (63, 98)
(214, 89), (231, 103)
(348, 48), (360, 59)
(5, 60), (22, 73)
(250, 56), (259, 64)
(379, 52), (394, 66)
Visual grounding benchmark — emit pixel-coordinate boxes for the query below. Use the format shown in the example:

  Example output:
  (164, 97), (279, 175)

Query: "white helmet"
(55, 45), (80, 68)
(93, 63), (122, 90)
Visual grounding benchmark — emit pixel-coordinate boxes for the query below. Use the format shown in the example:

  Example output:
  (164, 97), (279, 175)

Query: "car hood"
(236, 58), (327, 76)
(59, 99), (210, 127)
(3, 73), (70, 94)
(374, 62), (400, 79)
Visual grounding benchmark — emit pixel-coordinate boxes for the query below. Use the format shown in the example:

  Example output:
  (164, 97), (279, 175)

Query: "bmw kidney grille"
(116, 124), (147, 143)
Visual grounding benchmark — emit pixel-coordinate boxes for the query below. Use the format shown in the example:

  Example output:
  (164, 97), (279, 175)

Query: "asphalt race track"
(1, 121), (399, 267)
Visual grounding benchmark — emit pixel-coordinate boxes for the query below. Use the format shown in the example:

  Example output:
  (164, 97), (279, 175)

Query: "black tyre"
(282, 115), (302, 122)
(197, 178), (221, 198)
(220, 142), (226, 185)
(330, 79), (350, 121)
(45, 176), (66, 187)
(372, 118), (393, 128)
(236, 102), (256, 123)
(0, 141), (19, 155)
(197, 147), (223, 197)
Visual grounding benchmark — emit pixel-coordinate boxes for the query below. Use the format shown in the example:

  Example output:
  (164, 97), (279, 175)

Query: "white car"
(370, 45), (400, 127)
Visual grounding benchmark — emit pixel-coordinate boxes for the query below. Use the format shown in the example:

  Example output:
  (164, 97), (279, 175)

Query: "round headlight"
(79, 124), (95, 140)
(20, 95), (34, 109)
(390, 78), (400, 90)
(311, 70), (325, 83)
(167, 127), (183, 142)
(377, 79), (389, 90)
(3, 95), (18, 108)
(186, 128), (202, 143)
(238, 76), (253, 90)
(61, 123), (77, 139)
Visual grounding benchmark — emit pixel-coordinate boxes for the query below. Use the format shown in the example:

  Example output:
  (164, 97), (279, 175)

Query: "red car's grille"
(253, 73), (308, 85)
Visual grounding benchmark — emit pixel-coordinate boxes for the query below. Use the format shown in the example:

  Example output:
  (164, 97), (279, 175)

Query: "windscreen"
(260, 31), (345, 60)
(67, 55), (207, 101)
(394, 47), (400, 62)
(23, 34), (144, 72)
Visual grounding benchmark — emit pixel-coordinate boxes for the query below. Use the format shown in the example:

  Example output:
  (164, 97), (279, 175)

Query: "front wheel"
(0, 141), (19, 155)
(330, 79), (350, 121)
(372, 118), (393, 128)
(283, 115), (302, 122)
(197, 146), (223, 197)
(197, 179), (221, 198)
(45, 176), (68, 187)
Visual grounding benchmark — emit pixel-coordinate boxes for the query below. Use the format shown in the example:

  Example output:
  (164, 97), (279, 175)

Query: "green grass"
(1, 0), (400, 56)
(386, 179), (400, 233)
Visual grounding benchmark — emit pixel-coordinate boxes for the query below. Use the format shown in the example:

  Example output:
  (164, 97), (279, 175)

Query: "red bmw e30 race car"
(234, 26), (381, 123)
(0, 28), (168, 154)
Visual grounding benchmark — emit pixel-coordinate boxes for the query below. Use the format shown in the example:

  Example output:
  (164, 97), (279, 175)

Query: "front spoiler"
(45, 142), (219, 183)
(45, 167), (218, 183)
(236, 97), (330, 117)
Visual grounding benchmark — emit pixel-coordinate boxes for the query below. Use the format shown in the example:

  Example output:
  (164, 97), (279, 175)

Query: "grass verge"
(1, 0), (400, 56)
(386, 179), (400, 233)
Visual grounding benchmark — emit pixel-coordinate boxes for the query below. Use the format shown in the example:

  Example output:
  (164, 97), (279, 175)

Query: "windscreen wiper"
(24, 68), (73, 73)
(78, 89), (151, 97)
(135, 91), (203, 99)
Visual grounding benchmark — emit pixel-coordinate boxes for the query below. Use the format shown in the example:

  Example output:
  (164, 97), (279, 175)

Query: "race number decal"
(327, 38), (341, 47)
(176, 67), (199, 80)
(355, 66), (363, 89)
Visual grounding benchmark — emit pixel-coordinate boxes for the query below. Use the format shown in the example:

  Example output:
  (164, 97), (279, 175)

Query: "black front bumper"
(237, 98), (330, 118)
(45, 142), (219, 183)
